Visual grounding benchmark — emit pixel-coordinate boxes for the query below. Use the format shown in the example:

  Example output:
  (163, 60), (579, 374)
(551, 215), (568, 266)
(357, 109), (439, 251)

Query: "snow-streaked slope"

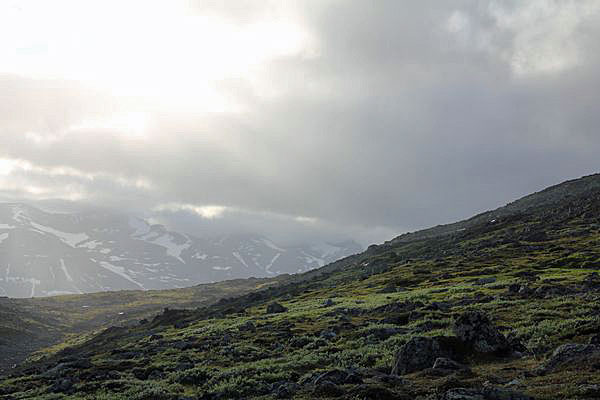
(0, 203), (363, 298)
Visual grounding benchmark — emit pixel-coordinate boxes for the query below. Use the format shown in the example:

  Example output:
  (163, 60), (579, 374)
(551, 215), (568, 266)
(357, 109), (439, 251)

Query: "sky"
(1, 0), (600, 246)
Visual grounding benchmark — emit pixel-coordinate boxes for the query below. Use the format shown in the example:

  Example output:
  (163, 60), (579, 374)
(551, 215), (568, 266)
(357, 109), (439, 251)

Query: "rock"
(538, 343), (600, 374)
(368, 327), (405, 340)
(453, 311), (510, 354)
(174, 321), (188, 329)
(239, 321), (256, 332)
(433, 357), (467, 371)
(312, 380), (345, 397)
(344, 370), (364, 384)
(273, 382), (299, 398)
(518, 286), (533, 297)
(289, 336), (312, 348)
(584, 273), (600, 289)
(505, 332), (528, 355)
(41, 359), (92, 378)
(392, 336), (458, 375)
(147, 369), (165, 380)
(266, 302), (288, 314)
(425, 301), (451, 311)
(49, 378), (74, 394)
(174, 362), (194, 371)
(578, 384), (600, 397)
(322, 298), (335, 307)
(314, 369), (349, 385)
(349, 385), (400, 400)
(441, 387), (533, 400)
(507, 284), (521, 294)
(379, 284), (397, 294)
(320, 330), (337, 340)
(475, 277), (497, 286)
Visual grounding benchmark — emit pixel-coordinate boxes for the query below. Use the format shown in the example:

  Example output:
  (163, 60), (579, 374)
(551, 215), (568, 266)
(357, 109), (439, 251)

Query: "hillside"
(2, 174), (600, 399)
(0, 203), (361, 297)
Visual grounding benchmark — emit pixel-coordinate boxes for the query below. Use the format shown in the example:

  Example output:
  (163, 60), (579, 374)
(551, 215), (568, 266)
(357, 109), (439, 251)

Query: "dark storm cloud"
(1, 1), (600, 245)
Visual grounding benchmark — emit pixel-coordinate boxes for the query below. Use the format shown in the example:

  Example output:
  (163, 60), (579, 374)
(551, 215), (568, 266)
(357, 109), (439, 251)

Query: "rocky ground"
(2, 174), (600, 399)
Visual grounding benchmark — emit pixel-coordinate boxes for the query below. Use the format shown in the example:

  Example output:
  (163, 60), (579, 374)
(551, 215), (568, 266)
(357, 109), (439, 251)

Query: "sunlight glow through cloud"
(0, 0), (314, 114)
(154, 203), (228, 219)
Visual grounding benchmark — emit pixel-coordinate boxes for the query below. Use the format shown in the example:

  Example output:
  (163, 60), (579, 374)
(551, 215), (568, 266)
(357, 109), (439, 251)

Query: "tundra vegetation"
(2, 174), (600, 399)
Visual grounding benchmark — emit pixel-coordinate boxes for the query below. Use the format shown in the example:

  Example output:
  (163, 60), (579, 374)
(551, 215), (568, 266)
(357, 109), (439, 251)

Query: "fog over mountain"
(0, 203), (361, 298)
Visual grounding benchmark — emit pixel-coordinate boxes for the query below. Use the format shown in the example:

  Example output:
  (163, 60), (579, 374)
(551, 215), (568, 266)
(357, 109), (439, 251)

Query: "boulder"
(266, 302), (288, 314)
(349, 385), (403, 400)
(537, 343), (600, 374)
(392, 336), (458, 375)
(49, 378), (74, 394)
(239, 321), (256, 332)
(433, 357), (467, 371)
(312, 380), (345, 397)
(453, 311), (510, 354)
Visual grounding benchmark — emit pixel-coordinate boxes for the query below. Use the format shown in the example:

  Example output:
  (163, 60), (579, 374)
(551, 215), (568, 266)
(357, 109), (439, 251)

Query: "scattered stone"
(239, 321), (256, 332)
(322, 298), (335, 307)
(518, 286), (534, 297)
(312, 380), (345, 397)
(537, 343), (600, 374)
(433, 357), (467, 371)
(49, 378), (73, 394)
(174, 321), (188, 329)
(266, 302), (288, 314)
(392, 336), (458, 375)
(584, 272), (600, 288)
(273, 382), (299, 398)
(507, 284), (521, 294)
(349, 385), (401, 400)
(379, 284), (397, 294)
(578, 384), (600, 397)
(313, 369), (349, 386)
(441, 387), (533, 400)
(320, 330), (337, 340)
(453, 311), (510, 354)
(475, 277), (497, 286)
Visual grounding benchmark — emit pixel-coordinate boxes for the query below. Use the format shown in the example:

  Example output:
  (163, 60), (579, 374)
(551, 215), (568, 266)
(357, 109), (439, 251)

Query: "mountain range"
(0, 203), (361, 298)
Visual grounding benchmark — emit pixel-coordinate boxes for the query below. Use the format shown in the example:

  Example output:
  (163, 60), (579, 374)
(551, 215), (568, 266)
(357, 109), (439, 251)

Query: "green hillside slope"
(2, 174), (600, 399)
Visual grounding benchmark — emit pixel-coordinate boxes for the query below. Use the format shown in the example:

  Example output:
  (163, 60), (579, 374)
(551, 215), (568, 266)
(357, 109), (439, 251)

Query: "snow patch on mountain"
(98, 261), (145, 290)
(78, 240), (102, 250)
(29, 221), (89, 247)
(147, 234), (190, 263)
(232, 251), (249, 269)
(59, 259), (74, 282)
(260, 238), (285, 252)
(265, 253), (281, 275)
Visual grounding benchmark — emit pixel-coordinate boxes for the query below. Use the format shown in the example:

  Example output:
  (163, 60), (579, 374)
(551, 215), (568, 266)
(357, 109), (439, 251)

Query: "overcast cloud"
(1, 0), (600, 245)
